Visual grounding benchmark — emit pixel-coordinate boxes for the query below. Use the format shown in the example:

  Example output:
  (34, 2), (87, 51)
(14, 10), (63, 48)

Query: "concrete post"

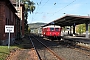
(86, 23), (89, 38)
(70, 26), (72, 35)
(73, 24), (75, 34)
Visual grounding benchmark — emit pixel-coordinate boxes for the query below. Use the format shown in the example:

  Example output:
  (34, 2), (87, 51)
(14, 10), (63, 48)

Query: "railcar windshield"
(50, 28), (54, 31)
(55, 28), (59, 31)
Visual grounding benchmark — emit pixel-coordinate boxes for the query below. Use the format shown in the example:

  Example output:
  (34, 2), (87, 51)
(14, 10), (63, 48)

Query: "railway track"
(57, 39), (90, 56)
(29, 34), (64, 60)
(42, 36), (90, 58)
(7, 34), (90, 60)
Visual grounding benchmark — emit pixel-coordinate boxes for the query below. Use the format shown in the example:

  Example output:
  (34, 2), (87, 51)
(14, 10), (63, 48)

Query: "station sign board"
(5, 25), (14, 33)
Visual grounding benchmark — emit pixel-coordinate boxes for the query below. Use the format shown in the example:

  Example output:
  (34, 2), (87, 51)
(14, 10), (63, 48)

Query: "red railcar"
(42, 25), (62, 38)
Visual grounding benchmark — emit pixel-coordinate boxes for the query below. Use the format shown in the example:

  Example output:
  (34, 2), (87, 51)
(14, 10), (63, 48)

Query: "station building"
(10, 0), (25, 38)
(0, 0), (24, 45)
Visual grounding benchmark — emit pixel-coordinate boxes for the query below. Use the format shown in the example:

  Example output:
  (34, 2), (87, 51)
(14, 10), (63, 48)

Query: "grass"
(0, 46), (19, 60)
(0, 37), (29, 60)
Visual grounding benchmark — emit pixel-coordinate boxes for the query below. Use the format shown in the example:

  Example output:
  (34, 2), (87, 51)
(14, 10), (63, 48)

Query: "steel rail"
(29, 36), (42, 60)
(31, 34), (64, 60)
(61, 39), (90, 56)
(74, 44), (90, 56)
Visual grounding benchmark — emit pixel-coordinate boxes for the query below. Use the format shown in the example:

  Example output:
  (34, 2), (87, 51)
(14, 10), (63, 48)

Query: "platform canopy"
(43, 15), (90, 27)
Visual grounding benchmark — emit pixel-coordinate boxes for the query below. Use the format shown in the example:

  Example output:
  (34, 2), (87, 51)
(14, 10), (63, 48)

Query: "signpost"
(5, 25), (14, 49)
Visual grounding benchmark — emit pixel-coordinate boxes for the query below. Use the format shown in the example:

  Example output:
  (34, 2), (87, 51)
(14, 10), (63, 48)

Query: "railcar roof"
(43, 14), (90, 27)
(43, 25), (60, 28)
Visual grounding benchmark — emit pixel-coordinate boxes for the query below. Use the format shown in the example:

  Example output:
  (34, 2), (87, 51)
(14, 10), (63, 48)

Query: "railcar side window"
(50, 28), (54, 31)
(55, 28), (59, 31)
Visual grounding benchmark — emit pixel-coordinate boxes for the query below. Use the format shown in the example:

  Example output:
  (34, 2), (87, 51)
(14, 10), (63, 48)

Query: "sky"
(27, 0), (90, 24)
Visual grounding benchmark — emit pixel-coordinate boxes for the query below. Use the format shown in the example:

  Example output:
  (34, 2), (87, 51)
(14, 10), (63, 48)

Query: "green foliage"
(11, 0), (35, 32)
(28, 23), (46, 33)
(28, 28), (31, 33)
(0, 46), (18, 60)
(76, 24), (86, 34)
(21, 0), (35, 32)
(89, 25), (90, 33)
(0, 46), (9, 60)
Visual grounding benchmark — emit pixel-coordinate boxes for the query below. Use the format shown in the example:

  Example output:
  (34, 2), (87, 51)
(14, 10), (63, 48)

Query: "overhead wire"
(31, 0), (77, 23)
(31, 0), (50, 23)
(47, 0), (77, 21)
(52, 0), (77, 16)
(35, 0), (42, 13)
(39, 0), (50, 10)
(30, 0), (43, 23)
(45, 2), (57, 14)
(34, 0), (50, 14)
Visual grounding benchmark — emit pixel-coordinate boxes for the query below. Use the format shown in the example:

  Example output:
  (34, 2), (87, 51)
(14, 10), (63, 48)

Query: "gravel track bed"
(31, 36), (58, 60)
(37, 49), (58, 60)
(9, 34), (89, 60)
(50, 45), (90, 60)
(37, 36), (90, 60)
(7, 49), (38, 60)
(7, 35), (39, 60)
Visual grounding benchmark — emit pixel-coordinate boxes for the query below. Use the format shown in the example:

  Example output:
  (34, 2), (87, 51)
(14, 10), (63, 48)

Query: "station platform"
(62, 36), (90, 44)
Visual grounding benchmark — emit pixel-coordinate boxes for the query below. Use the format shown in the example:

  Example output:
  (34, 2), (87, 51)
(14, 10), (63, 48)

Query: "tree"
(76, 24), (86, 34)
(11, 0), (35, 32)
(21, 0), (35, 32)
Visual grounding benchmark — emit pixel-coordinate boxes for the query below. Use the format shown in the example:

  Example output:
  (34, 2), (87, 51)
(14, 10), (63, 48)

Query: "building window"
(21, 26), (22, 30)
(8, 19), (9, 25)
(5, 18), (9, 25)
(6, 18), (7, 25)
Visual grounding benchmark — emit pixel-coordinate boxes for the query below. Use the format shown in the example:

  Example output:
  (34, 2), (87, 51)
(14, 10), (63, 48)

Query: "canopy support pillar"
(86, 23), (89, 38)
(73, 24), (75, 34)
